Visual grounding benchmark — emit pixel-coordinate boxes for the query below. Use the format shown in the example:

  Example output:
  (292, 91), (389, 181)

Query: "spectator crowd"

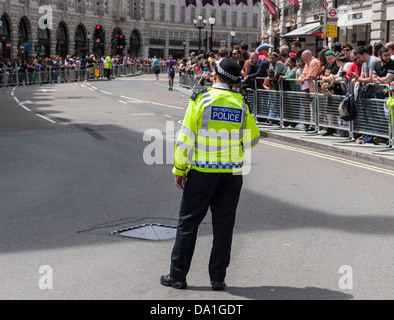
(177, 40), (394, 144)
(0, 54), (160, 86)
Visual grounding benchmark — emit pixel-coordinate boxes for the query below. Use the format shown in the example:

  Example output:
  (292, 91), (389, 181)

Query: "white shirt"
(212, 82), (230, 90)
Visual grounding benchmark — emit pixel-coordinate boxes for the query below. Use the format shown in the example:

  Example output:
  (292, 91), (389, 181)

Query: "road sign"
(322, 1), (329, 9)
(328, 8), (338, 19)
(19, 43), (24, 51)
(327, 24), (338, 38)
(6, 41), (11, 49)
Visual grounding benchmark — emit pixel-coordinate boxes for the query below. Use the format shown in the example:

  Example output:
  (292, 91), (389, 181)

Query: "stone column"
(371, 0), (386, 45)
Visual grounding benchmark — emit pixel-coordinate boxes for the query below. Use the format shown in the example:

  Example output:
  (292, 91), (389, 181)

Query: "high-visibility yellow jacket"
(173, 87), (260, 176)
(105, 57), (113, 69)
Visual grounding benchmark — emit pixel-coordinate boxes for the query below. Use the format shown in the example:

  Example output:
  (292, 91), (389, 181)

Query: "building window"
(170, 5), (175, 23)
(242, 12), (247, 28)
(222, 10), (227, 26)
(191, 7), (196, 21)
(253, 13), (258, 28)
(181, 6), (185, 23)
(160, 3), (165, 21)
(150, 2), (155, 20)
(232, 12), (237, 27)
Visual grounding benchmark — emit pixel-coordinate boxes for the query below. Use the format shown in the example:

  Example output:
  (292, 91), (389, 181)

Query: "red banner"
(185, 0), (196, 7)
(289, 0), (300, 10)
(202, 0), (214, 6)
(262, 0), (277, 20)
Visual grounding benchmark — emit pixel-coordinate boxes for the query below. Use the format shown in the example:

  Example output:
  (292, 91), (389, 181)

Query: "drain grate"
(111, 223), (177, 241)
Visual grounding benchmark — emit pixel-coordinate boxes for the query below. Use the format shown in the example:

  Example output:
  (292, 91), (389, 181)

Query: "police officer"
(161, 58), (260, 291)
(105, 55), (113, 80)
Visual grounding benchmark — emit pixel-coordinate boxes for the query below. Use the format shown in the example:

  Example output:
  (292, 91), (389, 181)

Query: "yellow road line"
(261, 140), (394, 177)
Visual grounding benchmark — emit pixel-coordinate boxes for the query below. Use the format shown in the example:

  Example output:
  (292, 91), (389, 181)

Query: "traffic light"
(119, 35), (126, 48)
(95, 25), (103, 43)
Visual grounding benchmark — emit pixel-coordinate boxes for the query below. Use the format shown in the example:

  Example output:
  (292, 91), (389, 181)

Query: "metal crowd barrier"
(0, 64), (157, 88)
(180, 74), (393, 155)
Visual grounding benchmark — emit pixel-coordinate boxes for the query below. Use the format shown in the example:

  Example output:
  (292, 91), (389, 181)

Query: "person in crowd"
(299, 50), (321, 132)
(269, 52), (286, 75)
(166, 54), (177, 91)
(240, 51), (249, 74)
(279, 56), (298, 127)
(240, 42), (250, 60)
(218, 47), (229, 60)
(351, 46), (381, 84)
(291, 40), (302, 54)
(152, 56), (161, 80)
(341, 44), (353, 60)
(373, 43), (384, 58)
(330, 53), (352, 94)
(279, 52), (288, 66)
(243, 51), (269, 89)
(373, 47), (394, 87)
(347, 50), (363, 78)
(295, 50), (308, 130)
(385, 42), (394, 60)
(320, 50), (341, 136)
(255, 43), (272, 61)
(280, 45), (290, 54)
(231, 48), (243, 68)
(279, 56), (297, 91)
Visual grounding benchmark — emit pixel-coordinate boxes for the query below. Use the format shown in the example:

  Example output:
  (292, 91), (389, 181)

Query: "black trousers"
(170, 170), (243, 282)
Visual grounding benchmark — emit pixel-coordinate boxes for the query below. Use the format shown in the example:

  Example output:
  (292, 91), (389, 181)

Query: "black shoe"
(160, 274), (187, 289)
(305, 127), (315, 132)
(322, 128), (335, 136)
(211, 281), (227, 291)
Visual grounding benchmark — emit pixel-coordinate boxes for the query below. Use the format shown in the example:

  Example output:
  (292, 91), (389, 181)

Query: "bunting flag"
(253, 0), (261, 4)
(289, 0), (300, 10)
(218, 0), (231, 5)
(262, 0), (277, 20)
(202, 0), (214, 6)
(235, 0), (248, 4)
(185, 0), (197, 7)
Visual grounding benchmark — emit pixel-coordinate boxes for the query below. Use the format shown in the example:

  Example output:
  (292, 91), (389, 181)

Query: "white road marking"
(36, 114), (56, 123)
(118, 100), (127, 104)
(100, 90), (113, 95)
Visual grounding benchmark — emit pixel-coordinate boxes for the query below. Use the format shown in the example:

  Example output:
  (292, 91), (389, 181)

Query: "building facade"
(261, 0), (394, 54)
(143, 0), (262, 58)
(0, 0), (261, 60)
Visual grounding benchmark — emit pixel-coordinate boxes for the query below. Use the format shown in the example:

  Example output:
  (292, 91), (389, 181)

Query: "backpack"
(338, 93), (358, 121)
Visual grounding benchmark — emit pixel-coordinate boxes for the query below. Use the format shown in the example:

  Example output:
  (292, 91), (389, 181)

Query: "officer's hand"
(175, 175), (187, 191)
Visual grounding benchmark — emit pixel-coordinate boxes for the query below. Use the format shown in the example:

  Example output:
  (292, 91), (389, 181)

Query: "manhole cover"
(111, 224), (177, 241)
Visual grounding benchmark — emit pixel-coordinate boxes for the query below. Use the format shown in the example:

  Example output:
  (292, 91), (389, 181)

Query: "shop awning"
(282, 22), (322, 38)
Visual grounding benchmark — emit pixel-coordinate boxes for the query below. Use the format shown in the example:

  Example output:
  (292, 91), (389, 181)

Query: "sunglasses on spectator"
(343, 48), (350, 52)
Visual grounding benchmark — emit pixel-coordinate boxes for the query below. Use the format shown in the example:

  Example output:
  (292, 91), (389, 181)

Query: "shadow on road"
(188, 285), (353, 300)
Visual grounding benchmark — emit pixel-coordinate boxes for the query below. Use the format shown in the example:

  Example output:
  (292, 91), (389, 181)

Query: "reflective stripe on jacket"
(173, 87), (260, 175)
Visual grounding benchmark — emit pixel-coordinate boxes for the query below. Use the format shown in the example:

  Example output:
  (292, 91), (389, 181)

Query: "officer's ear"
(212, 71), (218, 81)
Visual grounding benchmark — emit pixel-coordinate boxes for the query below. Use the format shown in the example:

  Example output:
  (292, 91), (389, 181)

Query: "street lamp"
(193, 15), (207, 53)
(230, 30), (236, 50)
(87, 33), (91, 55)
(208, 17), (216, 53)
(183, 41), (187, 59)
